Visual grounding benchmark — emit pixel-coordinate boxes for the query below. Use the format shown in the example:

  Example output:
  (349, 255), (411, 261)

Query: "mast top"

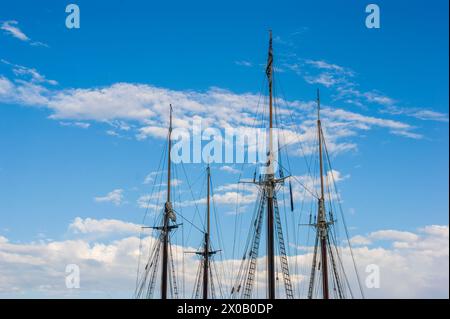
(169, 104), (173, 131)
(317, 89), (321, 121)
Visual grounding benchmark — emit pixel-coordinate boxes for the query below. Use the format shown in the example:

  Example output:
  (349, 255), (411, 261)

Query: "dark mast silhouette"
(231, 31), (294, 300)
(135, 105), (180, 299)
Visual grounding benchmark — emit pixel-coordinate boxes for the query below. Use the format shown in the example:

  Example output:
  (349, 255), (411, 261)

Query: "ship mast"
(316, 89), (329, 299)
(161, 104), (173, 299)
(230, 31), (293, 300)
(202, 164), (211, 299)
(266, 30), (276, 299)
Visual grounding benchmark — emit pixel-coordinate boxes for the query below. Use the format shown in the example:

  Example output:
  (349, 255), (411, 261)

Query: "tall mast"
(202, 164), (211, 299)
(317, 89), (329, 299)
(266, 30), (276, 299)
(161, 104), (173, 299)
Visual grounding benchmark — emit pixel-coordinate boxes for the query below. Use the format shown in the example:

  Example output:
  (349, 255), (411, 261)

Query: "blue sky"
(0, 0), (448, 298)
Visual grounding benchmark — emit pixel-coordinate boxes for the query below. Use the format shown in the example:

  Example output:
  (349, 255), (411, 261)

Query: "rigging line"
(134, 230), (144, 297)
(181, 161), (205, 229)
(152, 137), (170, 227)
(307, 231), (319, 299)
(280, 180), (295, 297)
(231, 183), (257, 290)
(275, 117), (301, 296)
(321, 125), (365, 299)
(169, 242), (179, 298)
(148, 235), (163, 298)
(180, 162), (205, 245)
(174, 210), (204, 235)
(142, 138), (168, 226)
(192, 258), (202, 299)
(325, 169), (348, 297)
(276, 75), (316, 180)
(328, 224), (353, 299)
(236, 191), (263, 295)
(211, 257), (225, 298)
(210, 177), (227, 258)
(326, 235), (344, 299)
(232, 189), (263, 298)
(173, 165), (184, 298)
(209, 178), (229, 294)
(137, 213), (163, 298)
(273, 159), (319, 199)
(181, 211), (185, 298)
(135, 138), (168, 295)
(231, 65), (267, 278)
(233, 190), (264, 298)
(231, 67), (267, 296)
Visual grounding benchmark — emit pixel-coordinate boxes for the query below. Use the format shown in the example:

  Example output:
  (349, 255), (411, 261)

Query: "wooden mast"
(317, 89), (329, 299)
(266, 30), (276, 299)
(161, 104), (173, 299)
(202, 164), (211, 299)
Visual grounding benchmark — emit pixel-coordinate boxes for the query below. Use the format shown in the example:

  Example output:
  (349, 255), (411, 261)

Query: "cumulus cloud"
(0, 219), (447, 298)
(0, 62), (443, 154)
(68, 217), (142, 236)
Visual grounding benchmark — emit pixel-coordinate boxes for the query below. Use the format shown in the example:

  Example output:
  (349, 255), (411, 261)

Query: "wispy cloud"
(1, 20), (48, 47)
(305, 59), (354, 76)
(382, 106), (449, 123)
(59, 121), (90, 129)
(235, 60), (253, 67)
(1, 60), (57, 85)
(279, 54), (448, 124)
(304, 72), (340, 87)
(1, 20), (29, 41)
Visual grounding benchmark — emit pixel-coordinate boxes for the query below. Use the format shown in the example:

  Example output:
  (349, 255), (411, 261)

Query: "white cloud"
(235, 60), (252, 67)
(369, 230), (419, 243)
(69, 217), (141, 236)
(94, 189), (124, 206)
(0, 220), (447, 298)
(304, 72), (339, 87)
(1, 20), (29, 41)
(305, 59), (353, 76)
(219, 165), (241, 174)
(59, 121), (90, 129)
(0, 64), (438, 152)
(350, 226), (448, 249)
(1, 20), (48, 47)
(321, 108), (421, 138)
(1, 60), (58, 86)
(364, 91), (395, 106)
(280, 55), (448, 125)
(409, 110), (449, 122)
(382, 106), (449, 123)
(143, 171), (161, 184)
